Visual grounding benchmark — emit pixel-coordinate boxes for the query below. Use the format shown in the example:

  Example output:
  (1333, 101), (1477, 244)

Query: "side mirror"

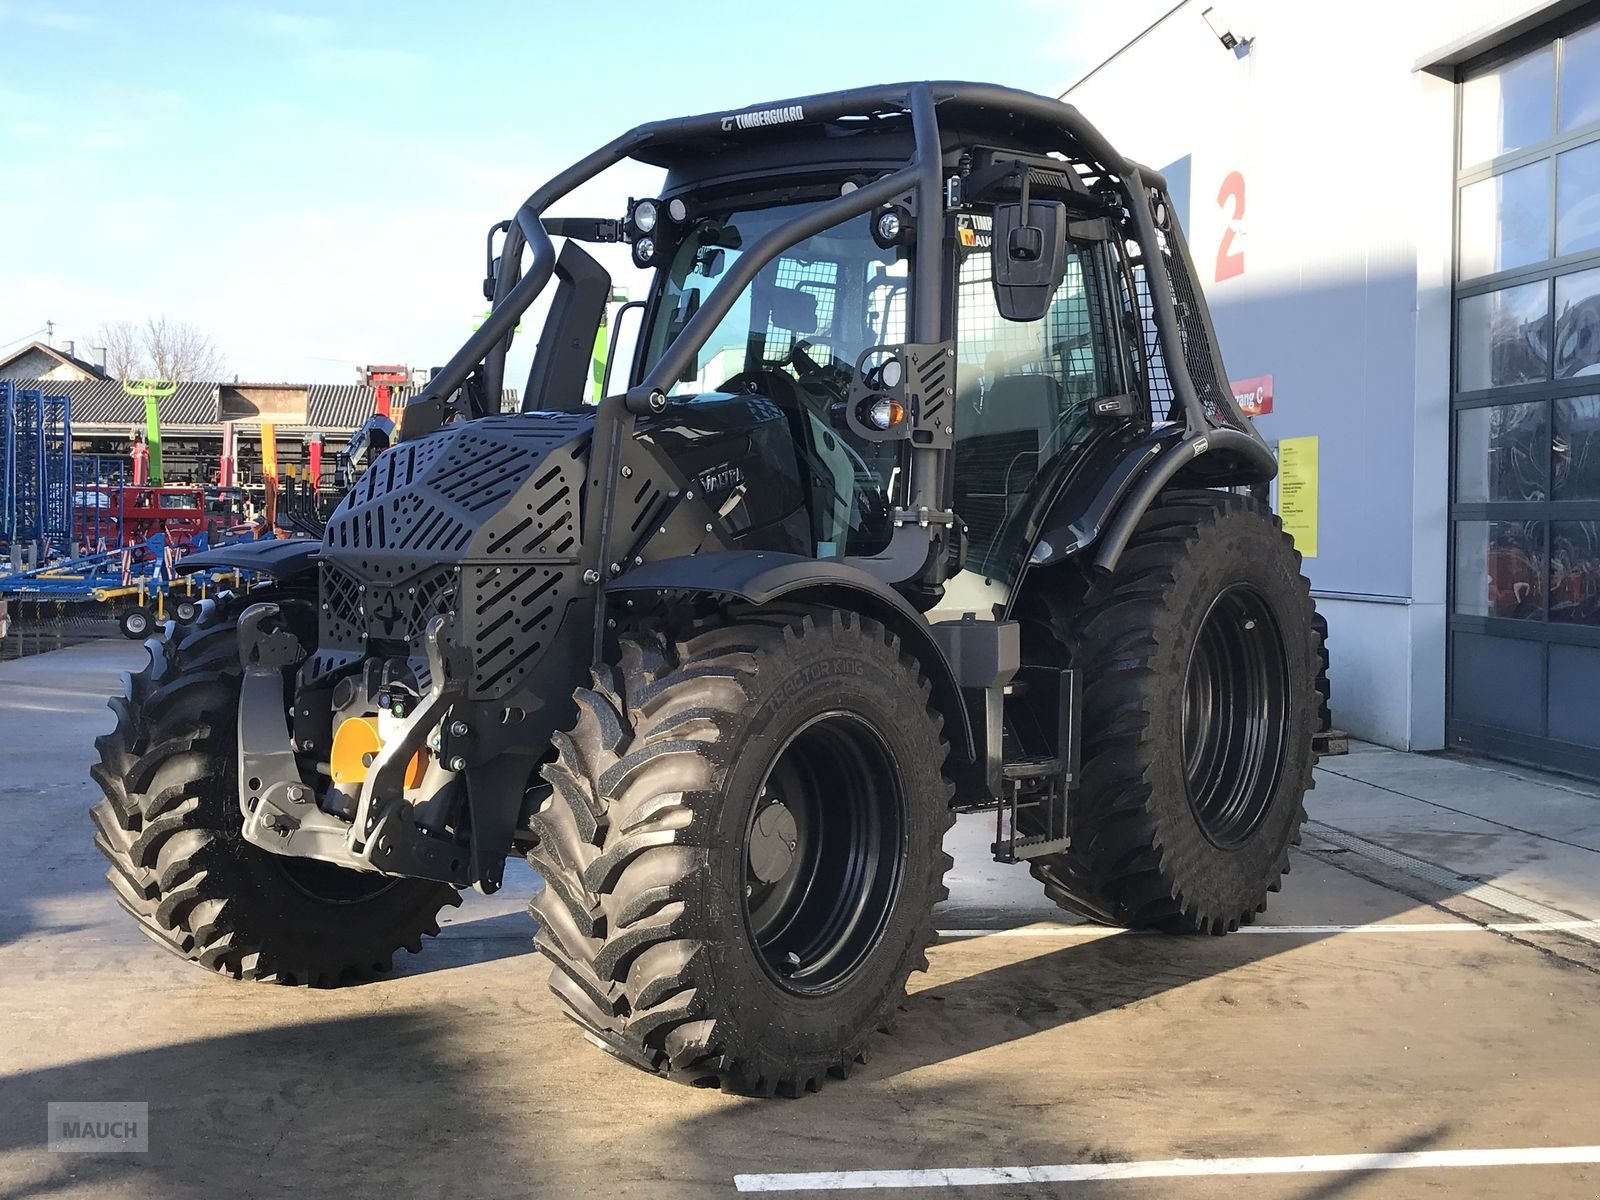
(992, 199), (1067, 322)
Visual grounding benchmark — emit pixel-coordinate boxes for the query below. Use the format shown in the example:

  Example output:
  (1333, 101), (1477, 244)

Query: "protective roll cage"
(402, 81), (1274, 582)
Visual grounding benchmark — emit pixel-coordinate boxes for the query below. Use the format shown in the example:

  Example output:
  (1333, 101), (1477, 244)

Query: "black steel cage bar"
(1122, 165), (1211, 435)
(412, 81), (1264, 474)
(907, 83), (947, 513)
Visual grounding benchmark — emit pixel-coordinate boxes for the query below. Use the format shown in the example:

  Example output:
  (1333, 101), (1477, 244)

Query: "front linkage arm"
(235, 604), (475, 886)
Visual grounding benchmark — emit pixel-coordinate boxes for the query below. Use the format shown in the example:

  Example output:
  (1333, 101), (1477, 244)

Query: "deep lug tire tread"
(1026, 490), (1318, 934)
(90, 595), (459, 986)
(528, 608), (954, 1096)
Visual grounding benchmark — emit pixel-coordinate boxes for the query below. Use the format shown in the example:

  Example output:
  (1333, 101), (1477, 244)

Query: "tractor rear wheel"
(528, 608), (954, 1095)
(90, 596), (459, 985)
(1021, 490), (1317, 932)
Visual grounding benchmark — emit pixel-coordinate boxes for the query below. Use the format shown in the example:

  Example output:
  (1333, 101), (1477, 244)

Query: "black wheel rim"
(741, 712), (906, 996)
(1181, 584), (1291, 848)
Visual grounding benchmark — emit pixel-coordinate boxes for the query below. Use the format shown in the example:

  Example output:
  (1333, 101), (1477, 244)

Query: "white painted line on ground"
(734, 1146), (1600, 1192)
(1237, 920), (1600, 934)
(1305, 820), (1600, 943)
(935, 920), (1600, 939)
(937, 927), (1116, 939)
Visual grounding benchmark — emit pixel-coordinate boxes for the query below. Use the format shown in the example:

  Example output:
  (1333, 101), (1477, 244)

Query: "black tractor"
(92, 82), (1319, 1096)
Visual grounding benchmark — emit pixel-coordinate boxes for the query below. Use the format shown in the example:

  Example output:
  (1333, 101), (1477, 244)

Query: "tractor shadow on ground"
(872, 839), (1471, 1080)
(0, 994), (1458, 1200)
(0, 839), (1486, 1198)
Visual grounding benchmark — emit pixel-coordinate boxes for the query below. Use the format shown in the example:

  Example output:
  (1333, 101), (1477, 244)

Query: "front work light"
(866, 396), (905, 430)
(631, 198), (659, 234)
(633, 236), (657, 268)
(872, 204), (915, 249)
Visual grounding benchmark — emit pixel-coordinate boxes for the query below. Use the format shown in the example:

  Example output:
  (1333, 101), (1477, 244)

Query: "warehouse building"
(0, 343), (504, 484)
(1064, 0), (1600, 778)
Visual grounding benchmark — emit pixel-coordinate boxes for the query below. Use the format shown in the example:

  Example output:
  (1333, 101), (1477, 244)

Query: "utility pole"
(44, 320), (54, 346)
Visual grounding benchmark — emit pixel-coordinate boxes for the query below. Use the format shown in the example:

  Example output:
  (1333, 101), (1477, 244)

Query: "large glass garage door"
(1450, 15), (1600, 778)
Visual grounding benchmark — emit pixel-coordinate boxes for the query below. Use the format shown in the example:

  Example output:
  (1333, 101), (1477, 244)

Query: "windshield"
(642, 202), (909, 394)
(636, 202), (912, 558)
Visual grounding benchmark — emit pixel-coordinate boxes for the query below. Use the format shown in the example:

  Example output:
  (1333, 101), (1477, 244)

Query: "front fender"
(608, 551), (974, 769)
(178, 536), (320, 582)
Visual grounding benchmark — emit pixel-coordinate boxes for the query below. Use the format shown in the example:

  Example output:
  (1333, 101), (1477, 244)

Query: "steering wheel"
(787, 338), (830, 378)
(721, 366), (808, 409)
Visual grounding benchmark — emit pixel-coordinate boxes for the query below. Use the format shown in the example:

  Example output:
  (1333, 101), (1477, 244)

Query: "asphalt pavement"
(1, 639), (1596, 1199)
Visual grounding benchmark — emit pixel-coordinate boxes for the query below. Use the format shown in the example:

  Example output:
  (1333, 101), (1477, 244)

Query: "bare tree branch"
(96, 321), (144, 382)
(94, 316), (226, 382)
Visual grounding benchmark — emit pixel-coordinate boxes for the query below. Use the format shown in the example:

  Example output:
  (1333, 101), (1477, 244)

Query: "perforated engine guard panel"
(307, 414), (592, 701)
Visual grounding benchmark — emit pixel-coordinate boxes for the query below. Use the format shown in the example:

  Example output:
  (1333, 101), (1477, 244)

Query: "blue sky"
(0, 0), (1169, 382)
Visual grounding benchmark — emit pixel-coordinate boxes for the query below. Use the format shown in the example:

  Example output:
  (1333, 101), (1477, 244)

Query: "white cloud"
(0, 2), (93, 31)
(223, 5), (336, 39)
(78, 128), (137, 152)
(297, 46), (430, 82)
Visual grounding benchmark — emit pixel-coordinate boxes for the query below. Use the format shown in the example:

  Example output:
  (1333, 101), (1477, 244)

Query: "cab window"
(953, 216), (1125, 582)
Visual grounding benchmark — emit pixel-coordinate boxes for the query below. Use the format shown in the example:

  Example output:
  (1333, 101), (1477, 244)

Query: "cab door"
(950, 215), (1133, 588)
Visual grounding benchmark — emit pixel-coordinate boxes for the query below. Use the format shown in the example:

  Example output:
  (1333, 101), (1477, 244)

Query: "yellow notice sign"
(1277, 436), (1318, 557)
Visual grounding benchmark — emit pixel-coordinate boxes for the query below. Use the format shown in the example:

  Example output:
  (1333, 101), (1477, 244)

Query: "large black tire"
(1021, 490), (1317, 932)
(90, 595), (460, 985)
(527, 608), (955, 1096)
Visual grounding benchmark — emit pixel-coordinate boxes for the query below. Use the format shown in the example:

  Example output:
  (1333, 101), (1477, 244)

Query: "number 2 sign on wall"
(1215, 170), (1246, 282)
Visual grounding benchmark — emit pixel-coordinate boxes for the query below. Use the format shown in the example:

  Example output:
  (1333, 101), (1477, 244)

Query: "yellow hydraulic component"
(329, 716), (428, 789)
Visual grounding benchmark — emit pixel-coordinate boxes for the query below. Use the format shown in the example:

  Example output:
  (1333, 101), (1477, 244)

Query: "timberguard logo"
(720, 104), (805, 132)
(48, 1102), (148, 1153)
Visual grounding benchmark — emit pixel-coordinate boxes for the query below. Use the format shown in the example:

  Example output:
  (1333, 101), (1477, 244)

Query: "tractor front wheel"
(528, 609), (954, 1095)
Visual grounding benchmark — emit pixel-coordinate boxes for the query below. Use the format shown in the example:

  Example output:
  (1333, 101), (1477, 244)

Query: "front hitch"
(235, 602), (475, 886)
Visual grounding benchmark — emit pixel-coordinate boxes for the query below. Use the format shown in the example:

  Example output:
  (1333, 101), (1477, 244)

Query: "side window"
(953, 217), (1123, 582)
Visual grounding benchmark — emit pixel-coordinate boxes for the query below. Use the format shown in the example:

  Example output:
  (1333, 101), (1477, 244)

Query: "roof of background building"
(5, 378), (520, 434)
(0, 340), (109, 380)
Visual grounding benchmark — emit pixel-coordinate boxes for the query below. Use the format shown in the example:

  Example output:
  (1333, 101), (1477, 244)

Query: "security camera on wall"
(1201, 5), (1252, 54)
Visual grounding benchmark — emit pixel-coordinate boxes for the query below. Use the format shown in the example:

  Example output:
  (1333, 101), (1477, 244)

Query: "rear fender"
(1025, 426), (1276, 577)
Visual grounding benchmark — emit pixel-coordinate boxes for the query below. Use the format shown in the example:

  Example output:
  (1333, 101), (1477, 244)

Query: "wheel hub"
(740, 712), (906, 995)
(748, 799), (798, 884)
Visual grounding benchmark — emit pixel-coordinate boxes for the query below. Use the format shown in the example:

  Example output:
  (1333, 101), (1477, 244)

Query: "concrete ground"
(1, 639), (1598, 1200)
